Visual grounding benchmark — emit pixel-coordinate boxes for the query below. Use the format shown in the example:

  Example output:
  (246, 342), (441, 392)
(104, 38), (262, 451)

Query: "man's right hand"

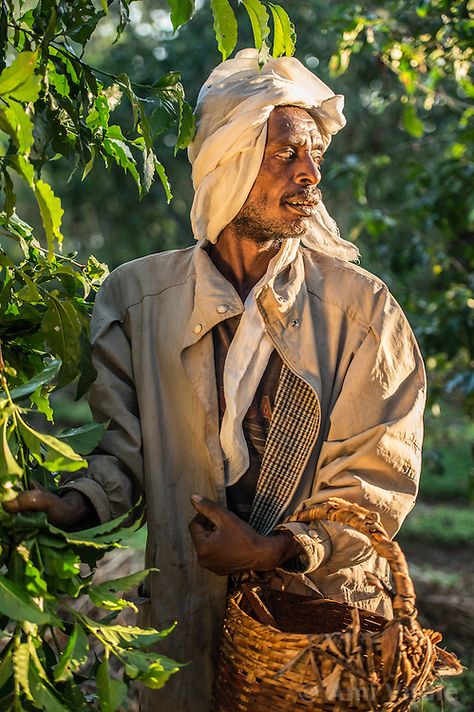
(3, 487), (96, 529)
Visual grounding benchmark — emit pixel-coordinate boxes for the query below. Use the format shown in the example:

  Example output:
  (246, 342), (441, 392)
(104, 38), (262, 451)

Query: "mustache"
(282, 187), (322, 204)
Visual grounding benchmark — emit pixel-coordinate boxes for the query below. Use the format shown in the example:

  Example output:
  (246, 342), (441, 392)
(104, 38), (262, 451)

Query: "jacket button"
(193, 323), (203, 334)
(217, 304), (228, 314)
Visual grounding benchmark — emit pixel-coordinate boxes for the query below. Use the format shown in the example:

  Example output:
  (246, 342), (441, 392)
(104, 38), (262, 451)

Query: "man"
(5, 50), (426, 711)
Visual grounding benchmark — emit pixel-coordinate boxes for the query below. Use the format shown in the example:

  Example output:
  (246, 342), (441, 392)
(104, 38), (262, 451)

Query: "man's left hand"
(188, 494), (303, 575)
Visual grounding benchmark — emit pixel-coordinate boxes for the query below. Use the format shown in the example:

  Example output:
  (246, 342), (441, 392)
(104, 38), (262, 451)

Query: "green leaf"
(54, 621), (89, 682)
(96, 655), (127, 712)
(46, 511), (143, 553)
(1, 100), (34, 153)
(33, 179), (64, 256)
(88, 621), (175, 649)
(87, 94), (110, 132)
(29, 661), (69, 712)
(9, 74), (42, 103)
(89, 589), (137, 612)
(167, 0), (195, 32)
(9, 154), (34, 187)
(0, 575), (54, 624)
(57, 422), (108, 455)
(48, 64), (70, 98)
(123, 649), (182, 688)
(329, 47), (352, 77)
(9, 360), (61, 401)
(116, 74), (139, 127)
(0, 51), (38, 96)
(115, 0), (132, 40)
(66, 7), (106, 45)
(141, 148), (155, 197)
(96, 569), (158, 596)
(2, 168), (15, 218)
(42, 545), (81, 580)
(269, 4), (296, 57)
(402, 105), (425, 138)
(103, 131), (141, 191)
(155, 158), (173, 203)
(41, 294), (82, 385)
(89, 568), (158, 612)
(0, 649), (13, 690)
(210, 0), (238, 60)
(84, 254), (109, 283)
(149, 106), (174, 139)
(0, 250), (14, 267)
(175, 100), (195, 153)
(16, 273), (41, 303)
(153, 71), (181, 89)
(16, 416), (86, 472)
(0, 418), (23, 478)
(13, 641), (33, 700)
(59, 509), (138, 540)
(30, 387), (54, 422)
(24, 559), (48, 597)
(242, 0), (270, 49)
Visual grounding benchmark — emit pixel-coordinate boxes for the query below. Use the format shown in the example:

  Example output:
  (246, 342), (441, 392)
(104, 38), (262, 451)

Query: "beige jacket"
(61, 245), (425, 712)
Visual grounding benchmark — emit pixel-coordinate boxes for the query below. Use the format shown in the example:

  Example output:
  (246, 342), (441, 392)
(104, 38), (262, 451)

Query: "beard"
(229, 189), (321, 247)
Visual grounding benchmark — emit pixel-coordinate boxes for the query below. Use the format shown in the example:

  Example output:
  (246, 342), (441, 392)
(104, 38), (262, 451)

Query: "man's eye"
(312, 153), (324, 165)
(277, 150), (295, 160)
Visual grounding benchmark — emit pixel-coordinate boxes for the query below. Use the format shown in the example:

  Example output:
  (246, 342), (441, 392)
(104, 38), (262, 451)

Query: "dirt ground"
(399, 538), (474, 662)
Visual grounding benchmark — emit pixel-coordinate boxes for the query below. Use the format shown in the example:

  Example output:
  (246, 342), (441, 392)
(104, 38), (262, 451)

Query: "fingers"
(3, 489), (93, 529)
(193, 512), (215, 530)
(190, 494), (226, 527)
(3, 489), (57, 514)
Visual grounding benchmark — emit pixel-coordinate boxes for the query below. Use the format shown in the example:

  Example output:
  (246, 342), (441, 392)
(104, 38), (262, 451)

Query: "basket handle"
(287, 497), (417, 621)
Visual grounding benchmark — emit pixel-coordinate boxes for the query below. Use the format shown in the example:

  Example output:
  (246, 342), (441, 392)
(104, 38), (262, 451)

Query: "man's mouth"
(285, 200), (318, 217)
(284, 191), (321, 217)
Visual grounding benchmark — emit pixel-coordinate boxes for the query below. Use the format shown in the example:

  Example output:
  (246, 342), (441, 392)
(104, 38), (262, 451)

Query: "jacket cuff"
(58, 478), (111, 524)
(274, 521), (332, 575)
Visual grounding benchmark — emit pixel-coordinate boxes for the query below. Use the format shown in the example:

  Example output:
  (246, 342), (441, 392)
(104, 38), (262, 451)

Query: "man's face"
(230, 106), (324, 245)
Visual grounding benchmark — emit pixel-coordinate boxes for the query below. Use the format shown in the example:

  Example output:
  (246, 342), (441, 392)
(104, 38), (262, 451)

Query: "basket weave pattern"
(211, 498), (462, 712)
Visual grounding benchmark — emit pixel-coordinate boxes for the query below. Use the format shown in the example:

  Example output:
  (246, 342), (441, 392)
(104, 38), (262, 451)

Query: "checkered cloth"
(249, 365), (320, 535)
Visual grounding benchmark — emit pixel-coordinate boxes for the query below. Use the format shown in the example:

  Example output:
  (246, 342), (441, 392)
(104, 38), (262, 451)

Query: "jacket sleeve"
(276, 287), (426, 575)
(59, 271), (143, 523)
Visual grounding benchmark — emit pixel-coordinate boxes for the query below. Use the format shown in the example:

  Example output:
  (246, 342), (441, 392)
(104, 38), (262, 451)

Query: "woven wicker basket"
(212, 497), (462, 712)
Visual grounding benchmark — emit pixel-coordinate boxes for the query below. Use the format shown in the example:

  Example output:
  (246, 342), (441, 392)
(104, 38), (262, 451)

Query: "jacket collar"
(181, 241), (322, 403)
(257, 250), (322, 399)
(181, 241), (243, 350)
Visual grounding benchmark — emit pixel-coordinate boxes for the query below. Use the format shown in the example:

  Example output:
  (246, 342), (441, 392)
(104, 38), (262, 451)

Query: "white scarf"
(219, 239), (300, 485)
(188, 48), (359, 263)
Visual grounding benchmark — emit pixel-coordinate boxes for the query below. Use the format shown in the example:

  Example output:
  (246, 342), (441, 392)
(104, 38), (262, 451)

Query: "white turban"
(188, 48), (359, 262)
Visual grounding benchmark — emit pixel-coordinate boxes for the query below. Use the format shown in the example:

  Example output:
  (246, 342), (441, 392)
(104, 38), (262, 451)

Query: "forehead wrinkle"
(265, 107), (325, 159)
(267, 127), (324, 151)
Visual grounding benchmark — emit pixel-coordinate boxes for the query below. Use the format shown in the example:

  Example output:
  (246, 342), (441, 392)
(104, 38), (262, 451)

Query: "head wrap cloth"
(188, 48), (359, 262)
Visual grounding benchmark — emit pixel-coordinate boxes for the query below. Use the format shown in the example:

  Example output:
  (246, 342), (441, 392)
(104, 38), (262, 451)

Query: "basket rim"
(228, 588), (389, 640)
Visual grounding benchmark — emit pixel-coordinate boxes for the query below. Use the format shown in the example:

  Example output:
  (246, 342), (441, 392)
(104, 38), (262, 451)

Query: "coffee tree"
(0, 1), (295, 709)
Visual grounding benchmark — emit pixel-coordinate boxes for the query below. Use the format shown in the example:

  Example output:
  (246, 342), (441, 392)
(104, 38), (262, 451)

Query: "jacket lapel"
(249, 252), (323, 535)
(249, 364), (320, 534)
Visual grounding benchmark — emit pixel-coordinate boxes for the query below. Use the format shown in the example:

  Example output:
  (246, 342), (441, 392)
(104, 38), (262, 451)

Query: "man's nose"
(295, 154), (321, 186)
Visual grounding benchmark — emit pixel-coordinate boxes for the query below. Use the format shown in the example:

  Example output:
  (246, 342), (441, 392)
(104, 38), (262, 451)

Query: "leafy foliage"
(321, 0), (473, 417)
(399, 504), (474, 546)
